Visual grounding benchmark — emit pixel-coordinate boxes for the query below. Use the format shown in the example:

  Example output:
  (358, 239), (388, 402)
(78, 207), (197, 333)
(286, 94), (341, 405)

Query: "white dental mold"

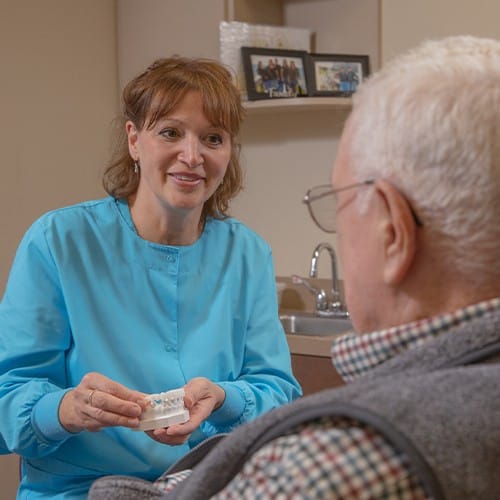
(138, 388), (190, 431)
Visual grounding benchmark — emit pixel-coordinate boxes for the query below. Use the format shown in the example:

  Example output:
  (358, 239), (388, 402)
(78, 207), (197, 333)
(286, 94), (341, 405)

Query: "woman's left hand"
(145, 377), (226, 445)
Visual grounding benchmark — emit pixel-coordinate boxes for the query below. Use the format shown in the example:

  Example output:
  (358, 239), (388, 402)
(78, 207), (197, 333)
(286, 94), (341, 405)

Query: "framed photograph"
(306, 53), (370, 97)
(220, 21), (312, 96)
(241, 47), (309, 101)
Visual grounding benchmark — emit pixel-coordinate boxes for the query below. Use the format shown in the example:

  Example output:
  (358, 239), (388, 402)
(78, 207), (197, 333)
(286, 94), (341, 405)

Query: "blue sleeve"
(0, 220), (73, 456)
(202, 251), (302, 435)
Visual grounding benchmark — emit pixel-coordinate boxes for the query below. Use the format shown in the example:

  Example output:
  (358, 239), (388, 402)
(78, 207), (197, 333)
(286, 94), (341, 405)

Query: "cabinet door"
(291, 354), (344, 396)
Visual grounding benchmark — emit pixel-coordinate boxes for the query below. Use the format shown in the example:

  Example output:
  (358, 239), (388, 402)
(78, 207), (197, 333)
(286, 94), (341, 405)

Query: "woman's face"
(126, 90), (232, 221)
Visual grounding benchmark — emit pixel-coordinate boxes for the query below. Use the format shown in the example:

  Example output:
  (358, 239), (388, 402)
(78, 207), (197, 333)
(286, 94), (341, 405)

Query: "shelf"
(243, 96), (352, 114)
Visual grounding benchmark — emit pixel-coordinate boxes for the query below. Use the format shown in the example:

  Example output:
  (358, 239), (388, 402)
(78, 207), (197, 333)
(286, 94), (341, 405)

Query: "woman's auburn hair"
(102, 56), (245, 220)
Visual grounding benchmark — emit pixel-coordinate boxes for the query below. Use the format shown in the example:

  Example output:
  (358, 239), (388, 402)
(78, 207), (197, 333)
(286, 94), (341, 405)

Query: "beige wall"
(284, 0), (380, 69)
(0, 0), (118, 294)
(117, 0), (226, 89)
(0, 0), (117, 496)
(381, 0), (500, 63)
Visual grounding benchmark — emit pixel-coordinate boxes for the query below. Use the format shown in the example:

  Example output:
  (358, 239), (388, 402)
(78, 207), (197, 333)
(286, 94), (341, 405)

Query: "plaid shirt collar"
(332, 297), (500, 382)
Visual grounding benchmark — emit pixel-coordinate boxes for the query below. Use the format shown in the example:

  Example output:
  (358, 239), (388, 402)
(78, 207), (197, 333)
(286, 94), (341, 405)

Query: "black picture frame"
(241, 46), (309, 101)
(305, 53), (370, 97)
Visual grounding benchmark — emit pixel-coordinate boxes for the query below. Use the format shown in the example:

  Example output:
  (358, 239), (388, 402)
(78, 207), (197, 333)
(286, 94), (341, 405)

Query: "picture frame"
(241, 46), (309, 101)
(220, 21), (312, 96)
(305, 53), (370, 97)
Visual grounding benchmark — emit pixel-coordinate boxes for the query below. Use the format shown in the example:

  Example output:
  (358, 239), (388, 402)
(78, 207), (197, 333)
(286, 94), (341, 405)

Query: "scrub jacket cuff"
(207, 383), (245, 425)
(32, 389), (76, 442)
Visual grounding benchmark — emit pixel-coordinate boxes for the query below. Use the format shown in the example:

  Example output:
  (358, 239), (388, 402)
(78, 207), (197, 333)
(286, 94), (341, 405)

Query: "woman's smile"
(168, 171), (206, 186)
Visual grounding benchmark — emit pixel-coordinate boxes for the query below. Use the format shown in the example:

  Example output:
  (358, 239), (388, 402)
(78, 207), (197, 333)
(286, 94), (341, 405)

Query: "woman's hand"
(59, 372), (148, 433)
(146, 377), (226, 445)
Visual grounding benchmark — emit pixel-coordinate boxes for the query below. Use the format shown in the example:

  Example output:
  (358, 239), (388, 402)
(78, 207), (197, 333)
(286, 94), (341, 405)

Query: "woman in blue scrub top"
(0, 56), (301, 499)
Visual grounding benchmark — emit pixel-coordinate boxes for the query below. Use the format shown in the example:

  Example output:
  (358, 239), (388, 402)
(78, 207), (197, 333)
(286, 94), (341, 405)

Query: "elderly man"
(90, 35), (500, 500)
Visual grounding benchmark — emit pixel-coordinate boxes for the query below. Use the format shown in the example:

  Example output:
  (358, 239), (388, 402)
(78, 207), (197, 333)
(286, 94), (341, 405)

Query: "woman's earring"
(133, 161), (140, 174)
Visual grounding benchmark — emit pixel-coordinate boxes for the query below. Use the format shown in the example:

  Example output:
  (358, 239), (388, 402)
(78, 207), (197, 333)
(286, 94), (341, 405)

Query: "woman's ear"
(375, 180), (418, 286)
(125, 121), (138, 159)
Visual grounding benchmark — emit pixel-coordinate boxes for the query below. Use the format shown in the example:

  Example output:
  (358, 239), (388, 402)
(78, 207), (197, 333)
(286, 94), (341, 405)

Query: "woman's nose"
(179, 136), (203, 168)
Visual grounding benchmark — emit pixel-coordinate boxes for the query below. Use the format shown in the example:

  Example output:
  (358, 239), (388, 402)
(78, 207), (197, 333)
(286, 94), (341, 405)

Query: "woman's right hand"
(145, 377), (226, 445)
(58, 372), (148, 433)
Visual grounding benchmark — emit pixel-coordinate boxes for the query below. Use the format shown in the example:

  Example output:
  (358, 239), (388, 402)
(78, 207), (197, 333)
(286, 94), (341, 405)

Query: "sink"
(280, 312), (353, 337)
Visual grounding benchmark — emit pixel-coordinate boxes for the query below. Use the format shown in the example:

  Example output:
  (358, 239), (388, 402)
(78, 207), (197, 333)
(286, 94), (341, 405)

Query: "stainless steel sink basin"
(280, 312), (353, 336)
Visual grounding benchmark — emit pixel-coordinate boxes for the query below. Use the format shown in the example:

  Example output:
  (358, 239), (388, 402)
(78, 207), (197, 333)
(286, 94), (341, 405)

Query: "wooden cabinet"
(291, 353), (344, 395)
(286, 332), (345, 395)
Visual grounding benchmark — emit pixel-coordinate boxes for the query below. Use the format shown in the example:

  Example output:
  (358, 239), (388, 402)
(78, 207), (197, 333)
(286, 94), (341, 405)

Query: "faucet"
(292, 242), (349, 318)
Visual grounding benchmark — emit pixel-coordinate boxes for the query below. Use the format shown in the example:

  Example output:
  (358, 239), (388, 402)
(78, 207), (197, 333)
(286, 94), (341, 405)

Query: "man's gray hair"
(349, 35), (500, 282)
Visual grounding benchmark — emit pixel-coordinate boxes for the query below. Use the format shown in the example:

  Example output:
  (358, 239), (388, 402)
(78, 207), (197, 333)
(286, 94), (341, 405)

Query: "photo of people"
(314, 61), (363, 93)
(306, 54), (370, 97)
(242, 48), (308, 100)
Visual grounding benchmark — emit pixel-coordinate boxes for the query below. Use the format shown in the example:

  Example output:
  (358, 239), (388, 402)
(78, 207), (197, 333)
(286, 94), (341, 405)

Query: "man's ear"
(375, 180), (417, 286)
(125, 121), (138, 159)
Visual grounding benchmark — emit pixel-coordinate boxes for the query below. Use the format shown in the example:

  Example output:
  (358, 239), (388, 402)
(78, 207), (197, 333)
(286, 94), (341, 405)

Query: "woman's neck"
(128, 196), (203, 246)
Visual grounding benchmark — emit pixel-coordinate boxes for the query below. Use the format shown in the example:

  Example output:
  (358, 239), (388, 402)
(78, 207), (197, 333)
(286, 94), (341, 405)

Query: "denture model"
(137, 388), (190, 431)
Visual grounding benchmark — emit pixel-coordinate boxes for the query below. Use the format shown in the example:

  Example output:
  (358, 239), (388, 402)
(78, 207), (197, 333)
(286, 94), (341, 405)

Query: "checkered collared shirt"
(156, 298), (500, 498)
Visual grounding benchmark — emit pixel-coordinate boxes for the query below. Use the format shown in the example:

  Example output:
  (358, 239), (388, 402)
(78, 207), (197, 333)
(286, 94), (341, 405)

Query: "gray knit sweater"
(89, 309), (500, 500)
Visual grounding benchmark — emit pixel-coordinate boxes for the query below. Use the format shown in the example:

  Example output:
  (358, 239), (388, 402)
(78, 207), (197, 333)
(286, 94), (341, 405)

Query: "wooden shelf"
(243, 96), (352, 114)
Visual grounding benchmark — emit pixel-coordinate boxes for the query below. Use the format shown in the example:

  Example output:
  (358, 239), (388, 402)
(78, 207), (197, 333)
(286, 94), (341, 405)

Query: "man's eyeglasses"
(303, 179), (423, 233)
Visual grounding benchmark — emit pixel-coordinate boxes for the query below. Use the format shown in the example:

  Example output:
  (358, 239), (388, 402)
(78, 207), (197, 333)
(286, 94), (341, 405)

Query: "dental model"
(138, 388), (190, 431)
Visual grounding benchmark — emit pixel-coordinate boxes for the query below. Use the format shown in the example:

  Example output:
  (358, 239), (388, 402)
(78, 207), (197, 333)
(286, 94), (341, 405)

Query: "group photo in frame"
(241, 46), (309, 100)
(306, 53), (370, 97)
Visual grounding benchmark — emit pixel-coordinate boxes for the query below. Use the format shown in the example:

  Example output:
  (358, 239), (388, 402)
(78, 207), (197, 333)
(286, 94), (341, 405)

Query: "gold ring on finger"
(88, 389), (96, 407)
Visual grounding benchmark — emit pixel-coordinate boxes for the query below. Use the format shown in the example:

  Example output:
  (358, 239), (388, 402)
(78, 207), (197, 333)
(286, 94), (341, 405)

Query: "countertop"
(286, 332), (338, 357)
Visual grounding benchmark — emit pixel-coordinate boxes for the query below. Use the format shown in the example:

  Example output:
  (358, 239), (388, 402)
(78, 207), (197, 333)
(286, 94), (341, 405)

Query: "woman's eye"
(160, 128), (180, 139)
(206, 134), (223, 146)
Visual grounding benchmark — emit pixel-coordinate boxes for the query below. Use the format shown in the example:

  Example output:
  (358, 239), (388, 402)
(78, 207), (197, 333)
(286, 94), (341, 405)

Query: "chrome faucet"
(292, 242), (348, 318)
